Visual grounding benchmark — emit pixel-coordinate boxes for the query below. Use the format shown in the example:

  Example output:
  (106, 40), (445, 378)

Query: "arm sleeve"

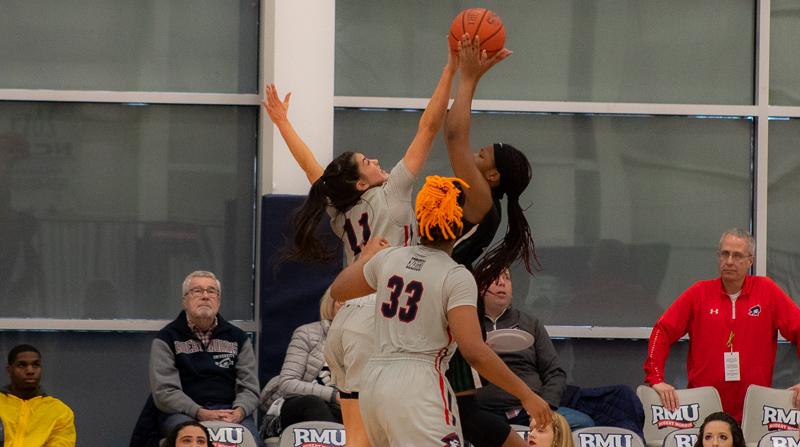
(46, 404), (76, 447)
(149, 338), (201, 417)
(445, 267), (478, 312)
(531, 317), (567, 408)
(769, 279), (800, 357)
(643, 285), (695, 385)
(232, 337), (261, 416)
(277, 325), (338, 403)
(382, 160), (416, 225)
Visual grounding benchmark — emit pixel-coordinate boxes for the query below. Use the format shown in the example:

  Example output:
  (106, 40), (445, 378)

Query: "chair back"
(573, 427), (645, 447)
(278, 421), (346, 447)
(662, 428), (699, 447)
(511, 424), (530, 440)
(741, 385), (798, 447)
(757, 430), (800, 447)
(201, 421), (259, 447)
(637, 385), (723, 447)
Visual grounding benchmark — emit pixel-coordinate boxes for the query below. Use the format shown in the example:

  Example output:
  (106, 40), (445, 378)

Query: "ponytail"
(473, 143), (541, 294)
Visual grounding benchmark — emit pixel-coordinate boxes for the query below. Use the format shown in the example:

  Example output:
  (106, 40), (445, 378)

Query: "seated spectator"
(149, 270), (263, 447)
(476, 268), (595, 430)
(0, 344), (76, 446)
(260, 291), (343, 437)
(163, 421), (213, 447)
(528, 412), (574, 447)
(694, 412), (745, 447)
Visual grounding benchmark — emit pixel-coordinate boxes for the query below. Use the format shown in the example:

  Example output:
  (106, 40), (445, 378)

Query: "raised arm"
(449, 305), (552, 430)
(262, 84), (325, 184)
(330, 236), (390, 301)
(445, 34), (511, 223)
(401, 42), (459, 177)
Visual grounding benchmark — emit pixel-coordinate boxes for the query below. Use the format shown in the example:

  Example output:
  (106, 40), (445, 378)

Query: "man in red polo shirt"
(644, 228), (800, 422)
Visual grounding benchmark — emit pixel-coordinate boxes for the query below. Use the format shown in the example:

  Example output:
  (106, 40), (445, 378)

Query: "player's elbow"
(458, 341), (492, 369)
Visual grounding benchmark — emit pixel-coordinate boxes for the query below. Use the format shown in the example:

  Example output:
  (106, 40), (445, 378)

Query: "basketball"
(448, 8), (506, 56)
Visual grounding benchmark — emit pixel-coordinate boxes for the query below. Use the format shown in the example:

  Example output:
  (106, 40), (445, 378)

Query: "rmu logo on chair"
(761, 406), (800, 430)
(577, 433), (633, 447)
(673, 434), (699, 447)
(292, 428), (346, 447)
(651, 404), (700, 428)
(208, 426), (244, 446)
(769, 437), (800, 447)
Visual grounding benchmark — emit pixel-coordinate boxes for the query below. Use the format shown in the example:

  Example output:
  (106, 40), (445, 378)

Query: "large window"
(0, 102), (257, 319)
(0, 2), (260, 444)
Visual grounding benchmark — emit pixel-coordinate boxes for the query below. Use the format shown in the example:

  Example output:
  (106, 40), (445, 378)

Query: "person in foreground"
(330, 175), (552, 446)
(163, 421), (214, 447)
(444, 33), (542, 447)
(527, 412), (574, 447)
(644, 228), (800, 422)
(0, 344), (76, 447)
(264, 41), (458, 447)
(693, 412), (746, 447)
(149, 270), (263, 446)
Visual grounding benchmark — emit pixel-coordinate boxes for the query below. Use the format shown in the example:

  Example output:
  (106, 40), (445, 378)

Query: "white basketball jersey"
(329, 160), (417, 266)
(363, 245), (477, 366)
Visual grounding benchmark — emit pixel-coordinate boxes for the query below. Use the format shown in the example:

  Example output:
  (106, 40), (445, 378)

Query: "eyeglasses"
(186, 287), (220, 298)
(717, 250), (752, 262)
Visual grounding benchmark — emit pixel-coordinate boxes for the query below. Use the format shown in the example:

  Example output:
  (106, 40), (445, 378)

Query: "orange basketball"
(448, 8), (506, 56)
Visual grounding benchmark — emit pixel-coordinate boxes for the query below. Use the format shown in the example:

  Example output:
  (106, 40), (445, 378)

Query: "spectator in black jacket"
(149, 270), (262, 446)
(476, 268), (594, 430)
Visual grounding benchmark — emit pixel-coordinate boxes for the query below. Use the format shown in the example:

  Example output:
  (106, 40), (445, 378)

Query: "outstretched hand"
(457, 34), (512, 81)
(262, 84), (292, 125)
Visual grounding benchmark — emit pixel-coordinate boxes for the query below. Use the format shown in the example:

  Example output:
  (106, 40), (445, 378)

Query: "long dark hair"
(473, 143), (541, 294)
(164, 421), (213, 447)
(693, 412), (745, 447)
(289, 151), (364, 262)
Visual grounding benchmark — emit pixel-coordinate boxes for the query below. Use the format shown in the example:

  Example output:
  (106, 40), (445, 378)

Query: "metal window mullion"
(754, 0), (771, 275)
(0, 89), (261, 106)
(334, 96), (759, 117)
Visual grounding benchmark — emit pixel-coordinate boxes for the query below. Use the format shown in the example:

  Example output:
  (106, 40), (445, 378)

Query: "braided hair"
(289, 151), (363, 262)
(473, 143), (541, 294)
(416, 175), (469, 243)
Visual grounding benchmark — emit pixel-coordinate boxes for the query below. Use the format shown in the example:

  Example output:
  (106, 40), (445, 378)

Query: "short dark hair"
(693, 412), (746, 447)
(8, 344), (41, 365)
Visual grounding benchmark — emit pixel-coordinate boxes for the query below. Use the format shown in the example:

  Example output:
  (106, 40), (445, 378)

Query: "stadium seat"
(573, 427), (645, 447)
(742, 385), (797, 447)
(636, 385), (722, 447)
(511, 424), (530, 440)
(756, 430), (800, 447)
(201, 421), (259, 447)
(278, 421), (346, 447)
(661, 428), (699, 447)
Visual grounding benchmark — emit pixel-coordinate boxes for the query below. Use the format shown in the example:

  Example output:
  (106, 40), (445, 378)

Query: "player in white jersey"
(330, 176), (552, 447)
(263, 42), (458, 447)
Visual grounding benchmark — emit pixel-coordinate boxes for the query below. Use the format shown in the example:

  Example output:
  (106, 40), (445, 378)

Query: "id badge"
(724, 351), (740, 381)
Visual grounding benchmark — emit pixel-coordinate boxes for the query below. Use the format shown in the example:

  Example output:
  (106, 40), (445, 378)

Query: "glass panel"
(335, 109), (753, 326)
(767, 118), (800, 300)
(336, 0), (755, 104)
(552, 338), (799, 392)
(770, 1), (800, 105)
(0, 102), (257, 319)
(0, 0), (258, 93)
